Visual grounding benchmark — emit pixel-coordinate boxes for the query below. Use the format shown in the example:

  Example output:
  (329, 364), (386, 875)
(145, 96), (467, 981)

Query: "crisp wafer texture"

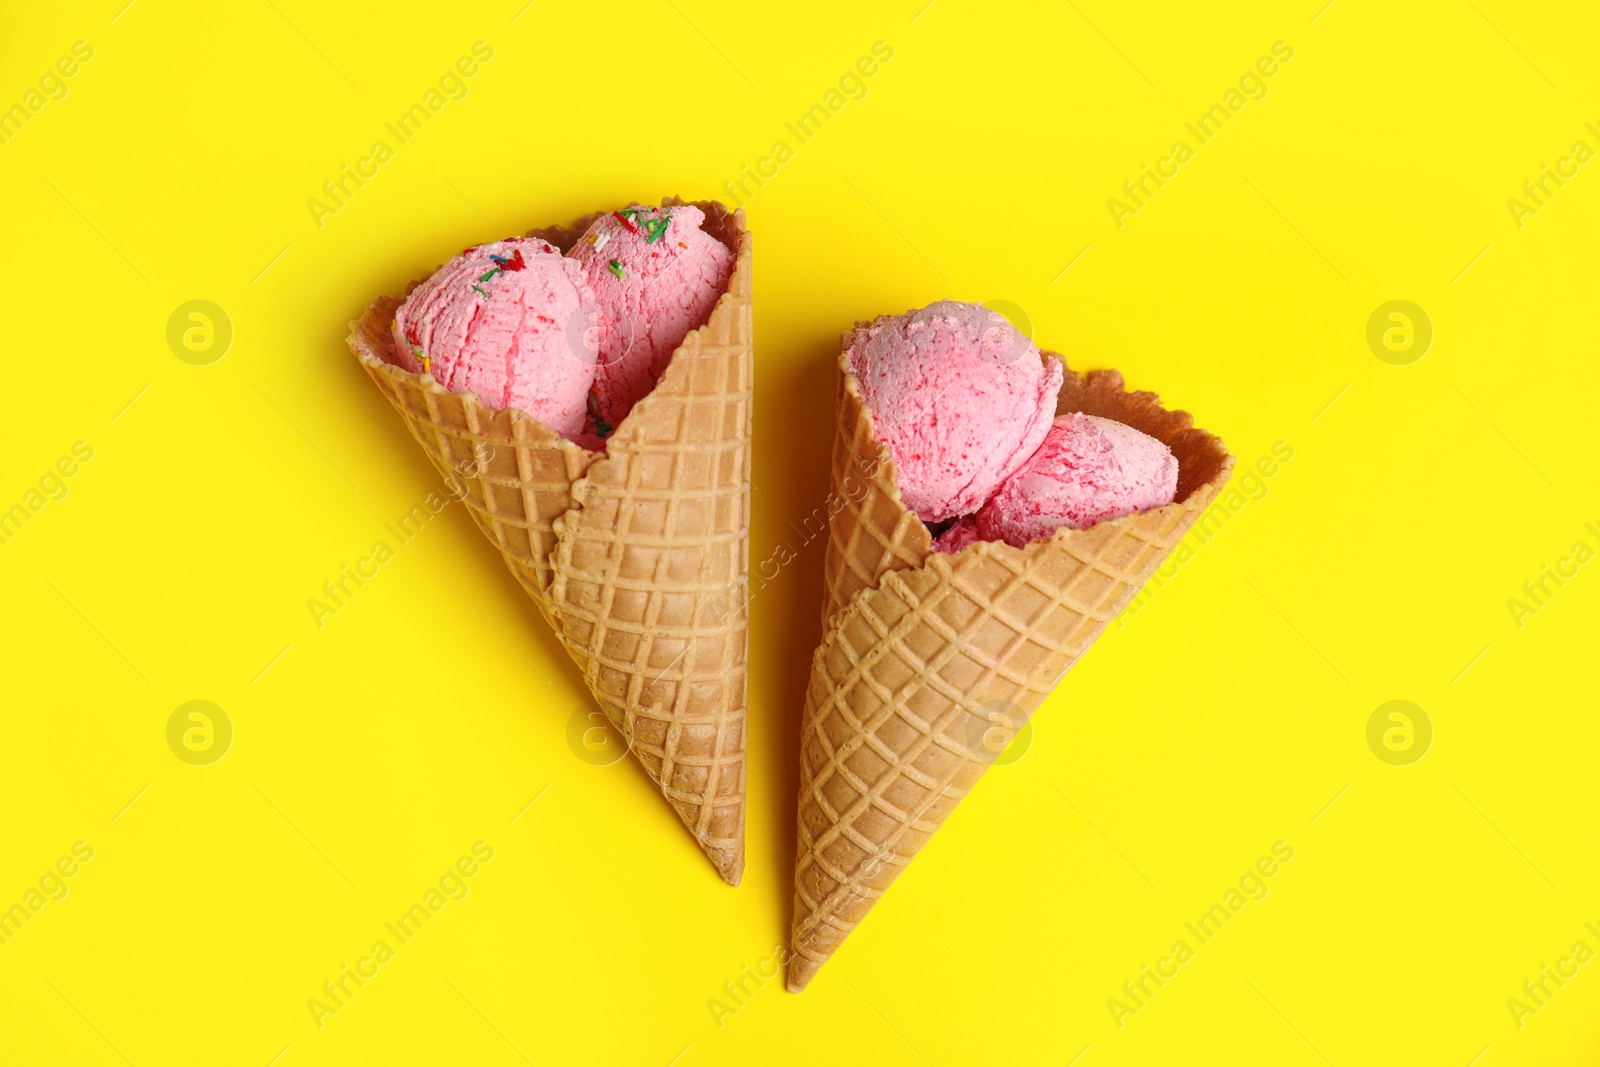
(789, 346), (1232, 990)
(348, 199), (751, 885)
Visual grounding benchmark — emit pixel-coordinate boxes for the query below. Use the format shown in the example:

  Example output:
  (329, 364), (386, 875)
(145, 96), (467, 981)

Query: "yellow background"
(4, 0), (1598, 1063)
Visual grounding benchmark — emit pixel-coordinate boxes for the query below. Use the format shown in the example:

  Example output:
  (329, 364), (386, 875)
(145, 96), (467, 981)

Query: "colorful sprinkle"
(489, 249), (526, 272)
(608, 259), (624, 279)
(677, 241), (687, 249)
(612, 210), (640, 235)
(587, 388), (613, 439)
(593, 231), (610, 252)
(644, 216), (671, 244)
(478, 267), (501, 282)
(403, 324), (430, 375)
(472, 284), (489, 297)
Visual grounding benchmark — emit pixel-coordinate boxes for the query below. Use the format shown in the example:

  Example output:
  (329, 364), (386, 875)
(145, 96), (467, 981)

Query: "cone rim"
(346, 197), (750, 457)
(831, 343), (1235, 572)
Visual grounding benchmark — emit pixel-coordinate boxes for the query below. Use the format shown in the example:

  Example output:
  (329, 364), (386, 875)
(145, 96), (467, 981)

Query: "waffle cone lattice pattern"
(348, 200), (751, 884)
(789, 349), (1233, 989)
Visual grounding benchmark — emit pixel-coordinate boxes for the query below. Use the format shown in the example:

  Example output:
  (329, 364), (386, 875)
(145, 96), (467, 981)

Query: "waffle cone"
(788, 346), (1233, 989)
(347, 199), (751, 885)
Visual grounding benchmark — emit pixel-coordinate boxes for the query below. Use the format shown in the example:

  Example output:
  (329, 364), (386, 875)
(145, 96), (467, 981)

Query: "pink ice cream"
(568, 204), (734, 432)
(932, 515), (981, 554)
(392, 236), (598, 441)
(972, 413), (1178, 547)
(848, 301), (1062, 524)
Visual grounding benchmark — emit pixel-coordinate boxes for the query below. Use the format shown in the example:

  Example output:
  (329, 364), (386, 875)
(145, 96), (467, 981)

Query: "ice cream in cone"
(788, 303), (1232, 989)
(347, 199), (751, 884)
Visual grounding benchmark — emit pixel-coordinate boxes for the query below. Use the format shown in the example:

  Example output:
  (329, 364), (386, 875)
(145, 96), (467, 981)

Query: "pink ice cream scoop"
(567, 204), (734, 431)
(972, 413), (1178, 547)
(848, 301), (1063, 524)
(391, 237), (599, 442)
(932, 515), (981, 554)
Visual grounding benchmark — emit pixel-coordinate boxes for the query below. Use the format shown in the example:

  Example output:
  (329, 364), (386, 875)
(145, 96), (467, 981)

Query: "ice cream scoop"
(973, 413), (1178, 547)
(568, 204), (735, 430)
(931, 515), (981, 554)
(847, 300), (1062, 523)
(391, 237), (598, 441)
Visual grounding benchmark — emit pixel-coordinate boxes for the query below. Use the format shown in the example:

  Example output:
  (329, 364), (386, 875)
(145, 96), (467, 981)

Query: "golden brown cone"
(788, 347), (1233, 989)
(348, 199), (750, 885)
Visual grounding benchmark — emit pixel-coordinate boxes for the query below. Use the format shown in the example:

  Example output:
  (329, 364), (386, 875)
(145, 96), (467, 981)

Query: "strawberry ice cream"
(391, 237), (598, 441)
(932, 515), (981, 553)
(848, 301), (1062, 523)
(971, 413), (1178, 547)
(568, 204), (734, 431)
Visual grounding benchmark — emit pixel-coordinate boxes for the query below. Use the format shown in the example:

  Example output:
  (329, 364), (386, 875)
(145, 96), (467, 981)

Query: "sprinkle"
(593, 231), (610, 252)
(608, 259), (624, 279)
(403, 325), (431, 375)
(645, 216), (671, 243)
(587, 387), (613, 439)
(479, 267), (501, 282)
(677, 241), (686, 249)
(612, 210), (640, 235)
(491, 249), (526, 271)
(472, 284), (489, 297)
(587, 233), (598, 245)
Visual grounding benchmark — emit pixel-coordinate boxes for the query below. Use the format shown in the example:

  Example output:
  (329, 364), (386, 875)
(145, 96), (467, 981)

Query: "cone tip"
(786, 954), (819, 993)
(707, 843), (744, 886)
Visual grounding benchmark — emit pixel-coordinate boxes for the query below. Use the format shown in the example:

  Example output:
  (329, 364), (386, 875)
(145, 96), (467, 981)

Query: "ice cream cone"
(348, 199), (751, 885)
(788, 346), (1232, 989)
